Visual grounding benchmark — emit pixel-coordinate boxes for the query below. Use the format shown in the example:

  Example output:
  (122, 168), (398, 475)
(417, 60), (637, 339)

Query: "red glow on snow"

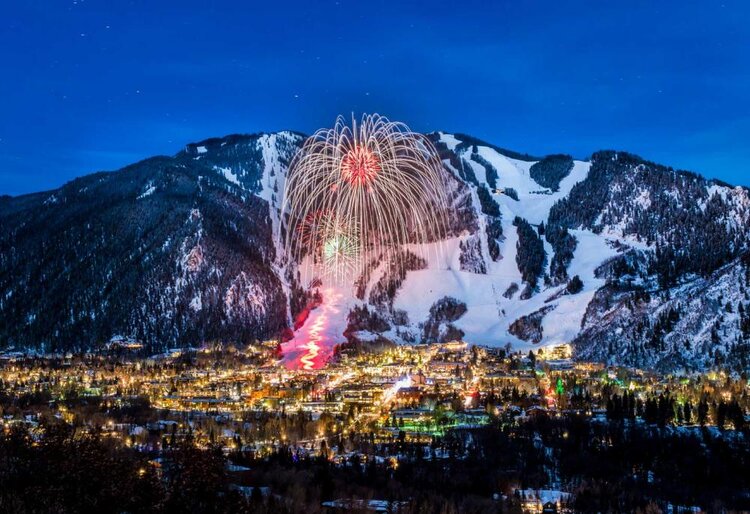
(341, 145), (379, 186)
(299, 314), (325, 370)
(281, 289), (343, 370)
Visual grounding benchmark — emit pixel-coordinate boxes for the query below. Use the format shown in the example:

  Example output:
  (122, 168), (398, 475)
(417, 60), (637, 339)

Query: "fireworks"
(295, 210), (360, 282)
(340, 145), (380, 187)
(283, 114), (449, 284)
(320, 222), (360, 282)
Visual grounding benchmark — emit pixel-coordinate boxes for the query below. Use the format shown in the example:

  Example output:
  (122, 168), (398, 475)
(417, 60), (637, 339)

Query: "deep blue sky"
(2, 1), (749, 195)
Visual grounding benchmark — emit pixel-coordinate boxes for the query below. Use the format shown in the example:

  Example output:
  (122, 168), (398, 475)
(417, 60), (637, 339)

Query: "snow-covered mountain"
(1, 130), (748, 371)
(0, 132), (304, 353)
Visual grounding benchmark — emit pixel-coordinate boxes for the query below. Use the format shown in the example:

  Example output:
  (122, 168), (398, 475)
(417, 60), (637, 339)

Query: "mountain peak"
(1, 130), (748, 372)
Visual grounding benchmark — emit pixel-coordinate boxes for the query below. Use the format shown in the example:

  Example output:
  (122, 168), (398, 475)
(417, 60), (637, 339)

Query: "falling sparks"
(296, 211), (361, 282)
(282, 113), (450, 284)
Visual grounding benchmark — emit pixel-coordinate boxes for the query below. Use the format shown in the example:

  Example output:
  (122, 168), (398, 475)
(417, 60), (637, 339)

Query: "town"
(1, 340), (748, 512)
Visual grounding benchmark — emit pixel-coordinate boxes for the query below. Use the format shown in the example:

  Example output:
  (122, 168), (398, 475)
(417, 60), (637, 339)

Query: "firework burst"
(283, 113), (449, 284)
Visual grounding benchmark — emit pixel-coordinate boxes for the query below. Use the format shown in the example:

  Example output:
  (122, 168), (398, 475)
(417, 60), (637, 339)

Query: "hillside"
(1, 131), (749, 371)
(0, 133), (302, 352)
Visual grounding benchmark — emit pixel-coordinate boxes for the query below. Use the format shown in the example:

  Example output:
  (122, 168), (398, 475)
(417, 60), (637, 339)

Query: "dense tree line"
(529, 154), (574, 192)
(0, 420), (253, 513)
(212, 413), (750, 512)
(459, 158), (480, 186)
(353, 255), (382, 300)
(476, 185), (500, 217)
(345, 304), (390, 335)
(2, 402), (749, 512)
(428, 138), (473, 184)
(567, 275), (584, 294)
(548, 151), (746, 288)
(647, 306), (681, 352)
(514, 217), (546, 297)
(368, 250), (427, 308)
(469, 151), (498, 189)
(451, 133), (539, 162)
(606, 391), (747, 431)
(575, 254), (750, 372)
(459, 235), (487, 274)
(485, 218), (503, 261)
(0, 135), (294, 353)
(421, 296), (468, 343)
(503, 187), (519, 201)
(544, 222), (578, 284)
(508, 305), (554, 343)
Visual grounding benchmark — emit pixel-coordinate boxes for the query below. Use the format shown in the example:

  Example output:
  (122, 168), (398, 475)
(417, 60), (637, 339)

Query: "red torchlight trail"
(299, 313), (325, 371)
(282, 289), (343, 370)
(341, 145), (380, 187)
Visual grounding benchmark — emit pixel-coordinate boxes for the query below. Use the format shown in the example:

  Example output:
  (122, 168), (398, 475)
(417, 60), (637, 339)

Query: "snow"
(353, 331), (380, 342)
(214, 166), (240, 186)
(257, 134), (284, 242)
(269, 132), (654, 355)
(189, 294), (202, 312)
(196, 145), (207, 154)
(224, 272), (267, 320)
(537, 230), (619, 345)
(137, 181), (156, 199)
(634, 189), (652, 209)
(438, 132), (461, 151)
(256, 132), (302, 326)
(706, 183), (750, 229)
(389, 228), (618, 349)
(466, 158), (487, 185)
(473, 147), (591, 226)
(707, 184), (728, 202)
(388, 138), (632, 350)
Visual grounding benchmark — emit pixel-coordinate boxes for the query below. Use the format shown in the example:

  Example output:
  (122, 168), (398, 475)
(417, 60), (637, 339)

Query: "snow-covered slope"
(286, 133), (750, 372)
(387, 134), (625, 350)
(576, 255), (750, 371)
(3, 130), (749, 371)
(272, 133), (666, 357)
(0, 133), (303, 353)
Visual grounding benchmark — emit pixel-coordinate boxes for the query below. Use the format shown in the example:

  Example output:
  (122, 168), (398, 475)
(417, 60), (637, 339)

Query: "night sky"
(2, 0), (749, 195)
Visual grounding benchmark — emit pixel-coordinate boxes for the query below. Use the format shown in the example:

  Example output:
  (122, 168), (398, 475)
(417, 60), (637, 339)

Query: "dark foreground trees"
(0, 418), (251, 514)
(1, 412), (749, 513)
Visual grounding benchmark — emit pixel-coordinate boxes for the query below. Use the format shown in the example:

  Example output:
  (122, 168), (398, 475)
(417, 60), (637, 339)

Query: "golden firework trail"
(282, 113), (449, 285)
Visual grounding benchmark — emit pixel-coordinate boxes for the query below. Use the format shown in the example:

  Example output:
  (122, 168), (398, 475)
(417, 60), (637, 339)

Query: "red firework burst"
(296, 210), (328, 249)
(341, 145), (380, 186)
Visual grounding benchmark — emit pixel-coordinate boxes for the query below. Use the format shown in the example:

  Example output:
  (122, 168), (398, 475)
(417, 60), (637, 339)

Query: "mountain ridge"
(1, 130), (748, 372)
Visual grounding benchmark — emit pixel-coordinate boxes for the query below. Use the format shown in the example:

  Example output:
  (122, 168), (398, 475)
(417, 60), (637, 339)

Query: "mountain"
(1, 130), (749, 372)
(0, 132), (303, 352)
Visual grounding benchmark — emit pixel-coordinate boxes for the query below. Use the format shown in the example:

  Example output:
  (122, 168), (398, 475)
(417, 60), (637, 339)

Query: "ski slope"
(256, 132), (637, 358)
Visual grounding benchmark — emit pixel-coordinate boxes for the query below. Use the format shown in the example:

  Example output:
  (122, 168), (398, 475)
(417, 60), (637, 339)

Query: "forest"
(1, 410), (748, 513)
